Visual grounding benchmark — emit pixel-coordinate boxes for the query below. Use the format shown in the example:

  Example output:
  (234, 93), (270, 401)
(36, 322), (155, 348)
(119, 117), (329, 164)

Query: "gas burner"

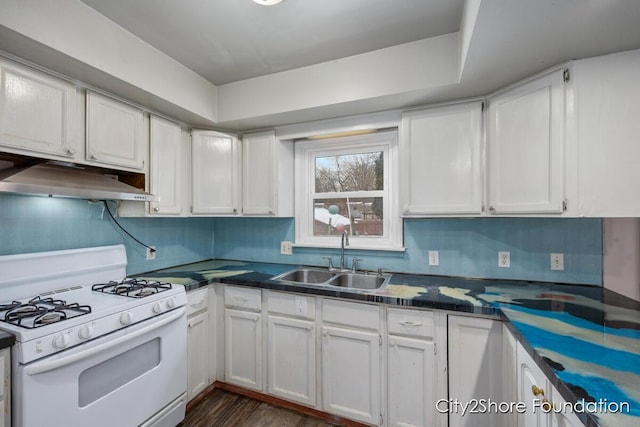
(34, 311), (66, 325)
(92, 279), (172, 298)
(0, 298), (91, 329)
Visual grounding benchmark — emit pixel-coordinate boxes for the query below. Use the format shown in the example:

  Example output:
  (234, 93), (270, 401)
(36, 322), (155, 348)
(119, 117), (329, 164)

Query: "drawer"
(387, 308), (435, 338)
(322, 298), (379, 330)
(186, 287), (208, 317)
(267, 291), (315, 320)
(224, 286), (261, 311)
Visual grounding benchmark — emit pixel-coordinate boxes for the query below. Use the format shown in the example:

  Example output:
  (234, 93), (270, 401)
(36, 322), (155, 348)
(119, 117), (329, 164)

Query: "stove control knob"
(120, 312), (133, 325)
(52, 334), (69, 349)
(78, 325), (94, 340)
(166, 298), (176, 309)
(152, 302), (162, 314)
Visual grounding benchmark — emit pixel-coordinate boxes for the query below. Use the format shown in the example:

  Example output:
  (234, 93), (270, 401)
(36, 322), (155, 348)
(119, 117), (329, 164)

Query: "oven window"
(78, 338), (161, 407)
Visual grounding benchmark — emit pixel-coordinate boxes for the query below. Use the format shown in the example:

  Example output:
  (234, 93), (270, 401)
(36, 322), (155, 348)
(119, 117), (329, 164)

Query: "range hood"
(0, 162), (159, 202)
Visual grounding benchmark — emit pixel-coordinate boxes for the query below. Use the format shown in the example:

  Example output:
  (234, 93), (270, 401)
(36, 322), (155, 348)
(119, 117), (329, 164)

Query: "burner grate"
(92, 278), (172, 298)
(0, 297), (91, 329)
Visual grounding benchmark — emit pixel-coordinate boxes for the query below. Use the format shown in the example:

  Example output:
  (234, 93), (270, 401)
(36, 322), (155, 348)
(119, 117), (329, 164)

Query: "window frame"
(294, 130), (402, 250)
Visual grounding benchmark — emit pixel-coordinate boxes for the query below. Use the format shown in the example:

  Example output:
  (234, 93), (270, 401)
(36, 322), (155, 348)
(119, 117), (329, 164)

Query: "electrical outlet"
(146, 246), (156, 260)
(428, 250), (439, 266)
(498, 251), (510, 268)
(550, 253), (564, 271)
(280, 241), (293, 255)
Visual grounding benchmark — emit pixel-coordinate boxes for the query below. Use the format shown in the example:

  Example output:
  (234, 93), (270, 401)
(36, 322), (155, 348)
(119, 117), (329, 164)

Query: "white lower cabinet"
(387, 308), (447, 427)
(322, 325), (381, 425)
(224, 286), (263, 391)
(0, 347), (9, 427)
(321, 298), (381, 425)
(186, 288), (210, 402)
(448, 315), (504, 427)
(517, 341), (586, 427)
(266, 291), (316, 407)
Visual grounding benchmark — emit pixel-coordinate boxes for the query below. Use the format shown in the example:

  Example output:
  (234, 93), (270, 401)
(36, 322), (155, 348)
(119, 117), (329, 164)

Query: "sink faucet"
(340, 230), (349, 270)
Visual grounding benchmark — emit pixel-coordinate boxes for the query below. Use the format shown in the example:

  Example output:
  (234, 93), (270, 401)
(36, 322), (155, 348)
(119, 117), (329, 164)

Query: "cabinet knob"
(66, 148), (76, 156)
(233, 208), (238, 213)
(488, 206), (496, 214)
(531, 385), (545, 397)
(90, 154), (97, 160)
(153, 207), (160, 212)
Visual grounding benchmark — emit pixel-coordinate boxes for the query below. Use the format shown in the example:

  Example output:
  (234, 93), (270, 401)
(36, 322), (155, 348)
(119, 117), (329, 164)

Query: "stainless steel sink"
(272, 268), (389, 290)
(327, 272), (389, 290)
(272, 268), (336, 284)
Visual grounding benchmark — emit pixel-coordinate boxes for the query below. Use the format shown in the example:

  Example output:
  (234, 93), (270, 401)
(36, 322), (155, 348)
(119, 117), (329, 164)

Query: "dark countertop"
(138, 259), (640, 427)
(0, 330), (15, 350)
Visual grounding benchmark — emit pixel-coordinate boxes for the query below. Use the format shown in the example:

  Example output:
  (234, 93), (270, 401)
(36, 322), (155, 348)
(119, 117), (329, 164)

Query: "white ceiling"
(0, 0), (625, 129)
(80, 0), (465, 86)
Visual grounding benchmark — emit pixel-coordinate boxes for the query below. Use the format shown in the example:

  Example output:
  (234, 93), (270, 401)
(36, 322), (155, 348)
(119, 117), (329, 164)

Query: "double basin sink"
(271, 268), (390, 290)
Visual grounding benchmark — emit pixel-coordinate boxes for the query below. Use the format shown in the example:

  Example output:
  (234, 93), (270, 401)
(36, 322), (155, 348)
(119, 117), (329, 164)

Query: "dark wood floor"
(181, 388), (337, 427)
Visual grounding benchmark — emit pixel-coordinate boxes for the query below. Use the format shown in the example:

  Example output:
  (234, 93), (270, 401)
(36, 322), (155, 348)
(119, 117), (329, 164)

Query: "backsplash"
(0, 194), (602, 285)
(0, 195), (215, 275)
(214, 217), (603, 285)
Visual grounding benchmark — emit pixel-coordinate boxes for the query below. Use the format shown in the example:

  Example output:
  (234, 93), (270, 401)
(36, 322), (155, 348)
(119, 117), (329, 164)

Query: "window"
(295, 130), (401, 250)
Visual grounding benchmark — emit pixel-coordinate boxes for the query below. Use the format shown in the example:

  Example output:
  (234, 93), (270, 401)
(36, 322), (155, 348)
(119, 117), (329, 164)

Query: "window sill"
(292, 243), (406, 253)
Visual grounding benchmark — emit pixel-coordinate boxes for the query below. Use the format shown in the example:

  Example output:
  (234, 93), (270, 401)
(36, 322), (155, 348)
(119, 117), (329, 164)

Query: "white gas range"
(0, 245), (187, 427)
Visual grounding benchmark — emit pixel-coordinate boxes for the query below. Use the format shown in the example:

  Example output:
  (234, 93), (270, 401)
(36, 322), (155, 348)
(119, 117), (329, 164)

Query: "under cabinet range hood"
(0, 162), (159, 201)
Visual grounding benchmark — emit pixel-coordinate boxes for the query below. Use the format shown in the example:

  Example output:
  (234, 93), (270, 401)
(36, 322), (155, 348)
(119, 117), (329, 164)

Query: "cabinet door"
(86, 91), (146, 170)
(388, 335), (441, 427)
(149, 115), (183, 215)
(517, 343), (551, 427)
(487, 69), (566, 214)
(242, 130), (276, 215)
(0, 58), (78, 160)
(191, 130), (240, 215)
(548, 384), (584, 427)
(267, 315), (316, 406)
(448, 315), (504, 427)
(322, 325), (381, 425)
(187, 311), (209, 401)
(400, 102), (483, 215)
(225, 308), (262, 391)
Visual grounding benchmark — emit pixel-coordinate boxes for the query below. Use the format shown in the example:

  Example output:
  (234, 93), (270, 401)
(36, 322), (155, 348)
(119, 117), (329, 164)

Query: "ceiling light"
(252, 0), (284, 5)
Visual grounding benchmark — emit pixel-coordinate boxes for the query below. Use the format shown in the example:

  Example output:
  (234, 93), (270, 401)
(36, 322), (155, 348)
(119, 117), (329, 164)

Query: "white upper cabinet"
(242, 130), (293, 217)
(575, 49), (640, 216)
(149, 115), (184, 216)
(487, 68), (568, 215)
(191, 129), (240, 215)
(86, 91), (146, 171)
(0, 58), (79, 160)
(242, 130), (275, 215)
(400, 101), (484, 216)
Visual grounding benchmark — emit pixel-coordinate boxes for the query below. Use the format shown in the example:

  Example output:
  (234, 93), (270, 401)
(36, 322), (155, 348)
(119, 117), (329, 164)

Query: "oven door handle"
(25, 307), (186, 376)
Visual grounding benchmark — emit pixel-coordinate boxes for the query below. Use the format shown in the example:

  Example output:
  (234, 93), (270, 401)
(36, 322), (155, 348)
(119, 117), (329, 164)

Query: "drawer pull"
(190, 301), (204, 308)
(531, 385), (545, 397)
(399, 320), (422, 327)
(235, 297), (249, 304)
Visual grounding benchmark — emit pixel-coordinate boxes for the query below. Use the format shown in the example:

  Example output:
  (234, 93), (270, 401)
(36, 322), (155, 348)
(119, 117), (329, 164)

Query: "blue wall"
(214, 217), (603, 285)
(0, 194), (215, 275)
(0, 194), (603, 284)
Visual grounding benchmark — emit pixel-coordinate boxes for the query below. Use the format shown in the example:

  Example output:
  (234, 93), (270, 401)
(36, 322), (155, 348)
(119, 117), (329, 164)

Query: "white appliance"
(0, 245), (187, 427)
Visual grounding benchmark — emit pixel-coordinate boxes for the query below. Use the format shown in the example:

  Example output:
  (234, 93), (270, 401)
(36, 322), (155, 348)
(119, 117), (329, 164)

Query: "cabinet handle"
(488, 206), (496, 214)
(90, 154), (97, 160)
(399, 320), (422, 327)
(235, 297), (248, 306)
(531, 385), (545, 397)
(541, 399), (556, 412)
(153, 207), (160, 212)
(389, 340), (396, 347)
(65, 148), (76, 156)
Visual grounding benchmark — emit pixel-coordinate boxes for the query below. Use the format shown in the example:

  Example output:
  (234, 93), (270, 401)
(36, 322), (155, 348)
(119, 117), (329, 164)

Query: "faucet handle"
(322, 256), (334, 270)
(351, 258), (363, 273)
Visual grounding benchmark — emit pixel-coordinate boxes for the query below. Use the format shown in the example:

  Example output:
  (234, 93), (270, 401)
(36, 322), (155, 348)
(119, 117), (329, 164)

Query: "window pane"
(313, 197), (383, 237)
(315, 152), (384, 192)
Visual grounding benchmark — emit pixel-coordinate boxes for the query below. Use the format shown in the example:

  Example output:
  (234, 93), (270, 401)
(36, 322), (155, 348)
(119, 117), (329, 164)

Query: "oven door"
(15, 307), (187, 427)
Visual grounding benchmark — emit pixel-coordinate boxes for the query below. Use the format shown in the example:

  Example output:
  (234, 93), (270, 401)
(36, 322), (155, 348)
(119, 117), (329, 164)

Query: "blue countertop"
(138, 259), (640, 427)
